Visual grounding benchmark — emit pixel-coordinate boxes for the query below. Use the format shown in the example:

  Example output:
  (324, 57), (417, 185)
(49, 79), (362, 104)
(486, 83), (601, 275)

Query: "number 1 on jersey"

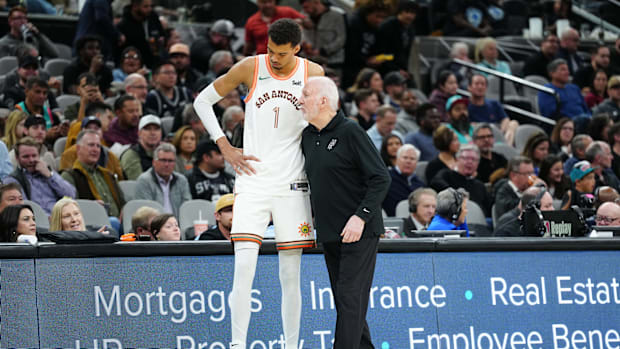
(273, 107), (280, 128)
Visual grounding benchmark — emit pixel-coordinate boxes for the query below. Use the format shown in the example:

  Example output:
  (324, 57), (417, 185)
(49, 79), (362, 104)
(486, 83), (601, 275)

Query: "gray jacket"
(0, 32), (59, 58)
(302, 7), (346, 66)
(134, 168), (192, 217)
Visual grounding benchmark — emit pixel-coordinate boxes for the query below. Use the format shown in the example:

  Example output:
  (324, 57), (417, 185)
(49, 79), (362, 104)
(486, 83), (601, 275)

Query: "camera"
(20, 24), (34, 42)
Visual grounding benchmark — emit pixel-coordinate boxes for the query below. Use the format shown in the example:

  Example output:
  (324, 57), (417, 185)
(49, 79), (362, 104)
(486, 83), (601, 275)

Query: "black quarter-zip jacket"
(302, 110), (391, 243)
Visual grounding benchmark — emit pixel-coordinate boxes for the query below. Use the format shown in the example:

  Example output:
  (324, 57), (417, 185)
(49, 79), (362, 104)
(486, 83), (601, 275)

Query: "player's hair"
(268, 18), (302, 47)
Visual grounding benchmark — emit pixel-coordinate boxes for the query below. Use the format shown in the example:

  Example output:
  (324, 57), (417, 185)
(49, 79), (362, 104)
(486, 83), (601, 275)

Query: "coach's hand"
(341, 215), (364, 243)
(220, 142), (259, 175)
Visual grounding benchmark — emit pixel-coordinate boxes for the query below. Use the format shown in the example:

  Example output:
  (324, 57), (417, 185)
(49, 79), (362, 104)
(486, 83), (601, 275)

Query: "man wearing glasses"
(595, 202), (620, 227)
(473, 123), (507, 183)
(494, 156), (544, 219)
(0, 6), (59, 59)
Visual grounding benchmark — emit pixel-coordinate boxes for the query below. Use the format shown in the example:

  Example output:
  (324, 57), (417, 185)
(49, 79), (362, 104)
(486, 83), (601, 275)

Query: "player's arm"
(307, 61), (325, 77)
(193, 57), (258, 175)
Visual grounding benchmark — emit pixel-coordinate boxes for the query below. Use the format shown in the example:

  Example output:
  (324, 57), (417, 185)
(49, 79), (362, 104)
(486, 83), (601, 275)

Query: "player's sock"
(278, 248), (303, 349)
(230, 241), (260, 349)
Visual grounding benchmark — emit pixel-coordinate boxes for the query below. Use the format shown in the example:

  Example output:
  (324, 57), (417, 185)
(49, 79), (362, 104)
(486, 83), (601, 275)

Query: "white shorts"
(231, 192), (316, 250)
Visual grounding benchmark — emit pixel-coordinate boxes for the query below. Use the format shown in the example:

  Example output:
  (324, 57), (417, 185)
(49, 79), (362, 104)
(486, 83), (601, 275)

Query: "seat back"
(161, 116), (174, 136)
(415, 161), (428, 185)
(53, 136), (67, 157)
(118, 180), (137, 202)
(179, 199), (216, 240)
(75, 199), (110, 228)
(121, 200), (165, 234)
(395, 199), (410, 218)
(466, 200), (487, 226)
(43, 58), (71, 77)
(0, 56), (17, 75)
(515, 124), (546, 151)
(24, 200), (49, 230)
(492, 143), (519, 161)
(56, 95), (80, 113)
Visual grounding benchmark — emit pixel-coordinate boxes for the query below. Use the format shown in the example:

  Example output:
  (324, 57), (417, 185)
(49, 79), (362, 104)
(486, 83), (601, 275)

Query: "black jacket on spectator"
(493, 178), (520, 220)
(116, 6), (165, 68)
(197, 225), (228, 240)
(493, 207), (521, 237)
(63, 58), (113, 94)
(556, 47), (584, 76)
(382, 167), (424, 217)
(376, 16), (415, 74)
(592, 99), (620, 121)
(144, 86), (192, 118)
(595, 169), (620, 193)
(523, 51), (553, 78)
(424, 157), (448, 186)
(573, 65), (611, 90)
(186, 166), (234, 201)
(190, 36), (234, 74)
(343, 10), (380, 88)
(477, 152), (507, 183)
(430, 168), (492, 217)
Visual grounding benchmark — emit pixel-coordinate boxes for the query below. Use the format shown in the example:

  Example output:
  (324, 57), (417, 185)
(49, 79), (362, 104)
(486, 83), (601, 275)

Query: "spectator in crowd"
(609, 122), (620, 178)
(243, 0), (306, 56)
(375, 0), (418, 76)
(134, 143), (192, 217)
(113, 47), (148, 82)
(2, 110), (27, 150)
(539, 154), (572, 203)
(425, 125), (458, 181)
(187, 141), (234, 202)
(205, 50), (234, 82)
(171, 126), (197, 173)
(494, 156), (537, 219)
(15, 77), (61, 131)
(0, 204), (36, 243)
(144, 62), (192, 118)
(595, 186), (620, 210)
(383, 144), (424, 217)
(588, 113), (613, 142)
(347, 68), (384, 101)
(427, 188), (469, 236)
(351, 89), (380, 131)
(429, 71), (458, 121)
(611, 37), (620, 76)
(586, 141), (620, 192)
(494, 185), (554, 237)
(197, 193), (234, 240)
(403, 188), (437, 233)
(342, 2), (389, 87)
(49, 197), (112, 234)
(4, 137), (75, 215)
(124, 73), (149, 105)
(405, 104), (441, 162)
(584, 70), (608, 109)
(556, 28), (583, 76)
(221, 105), (244, 142)
(149, 213), (181, 241)
(168, 43), (203, 94)
(299, 0), (346, 73)
(63, 73), (104, 122)
(549, 117), (574, 160)
(382, 72), (407, 112)
(441, 42), (472, 89)
(471, 74), (519, 140)
(120, 115), (162, 180)
(538, 59), (590, 127)
(431, 144), (492, 216)
(523, 33), (560, 78)
(103, 95), (141, 146)
(1, 53), (58, 110)
(190, 19), (236, 74)
(475, 37), (512, 77)
(521, 132), (550, 174)
(473, 123), (507, 183)
(117, 0), (165, 68)
(367, 105), (402, 150)
(564, 134), (592, 174)
(62, 130), (125, 218)
(0, 6), (58, 59)
(0, 183), (24, 214)
(73, 0), (123, 60)
(0, 141), (11, 180)
(379, 134), (402, 168)
(395, 89), (419, 135)
(130, 206), (160, 239)
(65, 100), (113, 152)
(593, 75), (620, 120)
(569, 160), (596, 209)
(574, 46), (611, 91)
(595, 202), (620, 227)
(63, 35), (113, 96)
(442, 0), (491, 37)
(445, 95), (473, 144)
(9, 116), (56, 171)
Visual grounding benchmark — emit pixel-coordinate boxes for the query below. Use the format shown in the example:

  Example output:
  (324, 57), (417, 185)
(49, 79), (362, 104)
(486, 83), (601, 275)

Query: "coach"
(301, 76), (391, 349)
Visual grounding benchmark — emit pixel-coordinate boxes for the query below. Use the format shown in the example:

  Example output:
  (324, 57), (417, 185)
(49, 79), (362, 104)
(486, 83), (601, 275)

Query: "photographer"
(0, 6), (59, 59)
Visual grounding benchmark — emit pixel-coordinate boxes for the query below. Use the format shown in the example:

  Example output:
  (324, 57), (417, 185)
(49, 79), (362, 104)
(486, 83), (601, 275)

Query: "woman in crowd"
(475, 37), (512, 76)
(172, 126), (198, 173)
(549, 117), (575, 160)
(49, 198), (112, 234)
(429, 71), (458, 121)
(425, 126), (459, 182)
(113, 47), (148, 82)
(539, 154), (572, 204)
(347, 68), (384, 97)
(584, 69), (608, 109)
(0, 204), (36, 242)
(588, 113), (613, 142)
(2, 110), (28, 149)
(522, 132), (550, 175)
(380, 134), (403, 168)
(150, 213), (181, 241)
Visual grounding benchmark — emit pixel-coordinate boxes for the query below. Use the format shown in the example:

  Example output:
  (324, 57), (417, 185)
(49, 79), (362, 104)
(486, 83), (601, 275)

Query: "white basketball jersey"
(236, 54), (309, 196)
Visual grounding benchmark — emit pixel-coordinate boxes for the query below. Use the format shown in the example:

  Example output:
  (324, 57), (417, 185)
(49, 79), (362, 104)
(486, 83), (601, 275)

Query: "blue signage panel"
(0, 259), (38, 349)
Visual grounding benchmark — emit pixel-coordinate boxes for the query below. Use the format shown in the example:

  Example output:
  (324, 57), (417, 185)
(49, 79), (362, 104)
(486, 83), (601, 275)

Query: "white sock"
(278, 249), (303, 349)
(230, 242), (260, 349)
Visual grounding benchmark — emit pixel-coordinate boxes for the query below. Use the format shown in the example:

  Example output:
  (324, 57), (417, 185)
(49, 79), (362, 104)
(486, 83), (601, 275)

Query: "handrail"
(572, 4), (620, 35)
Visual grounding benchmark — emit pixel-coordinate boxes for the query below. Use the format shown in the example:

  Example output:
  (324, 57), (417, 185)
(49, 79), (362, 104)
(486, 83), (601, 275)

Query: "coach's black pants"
(322, 236), (379, 349)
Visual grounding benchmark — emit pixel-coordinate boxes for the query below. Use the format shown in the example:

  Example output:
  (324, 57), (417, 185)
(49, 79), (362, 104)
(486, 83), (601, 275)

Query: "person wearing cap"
(593, 75), (620, 120)
(169, 43), (203, 94)
(1, 53), (58, 110)
(366, 105), (403, 150)
(103, 95), (141, 146)
(4, 137), (75, 215)
(197, 193), (234, 240)
(63, 35), (113, 96)
(190, 19), (237, 75)
(116, 0), (165, 69)
(382, 71), (407, 112)
(585, 141), (620, 192)
(9, 115), (56, 171)
(186, 141), (234, 202)
(299, 0), (346, 73)
(134, 142), (192, 217)
(144, 62), (192, 118)
(569, 160), (597, 210)
(445, 94), (473, 144)
(120, 114), (162, 180)
(0, 6), (59, 59)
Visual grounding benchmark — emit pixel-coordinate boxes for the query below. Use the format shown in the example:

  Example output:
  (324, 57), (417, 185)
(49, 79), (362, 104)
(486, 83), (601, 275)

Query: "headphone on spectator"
(448, 188), (464, 223)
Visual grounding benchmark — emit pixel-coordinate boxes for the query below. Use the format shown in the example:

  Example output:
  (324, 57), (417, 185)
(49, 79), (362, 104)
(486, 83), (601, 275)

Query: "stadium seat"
(0, 56), (17, 75)
(523, 75), (550, 103)
(489, 124), (506, 144)
(0, 75), (5, 91)
(75, 199), (110, 228)
(492, 143), (519, 161)
(43, 58), (71, 77)
(179, 199), (215, 240)
(395, 199), (409, 218)
(54, 43), (72, 60)
(486, 75), (519, 100)
(24, 200), (49, 230)
(56, 95), (80, 113)
(415, 161), (428, 185)
(118, 180), (137, 202)
(515, 124), (546, 151)
(104, 95), (119, 107)
(161, 116), (174, 136)
(411, 88), (429, 104)
(53, 136), (67, 156)
(121, 199), (165, 234)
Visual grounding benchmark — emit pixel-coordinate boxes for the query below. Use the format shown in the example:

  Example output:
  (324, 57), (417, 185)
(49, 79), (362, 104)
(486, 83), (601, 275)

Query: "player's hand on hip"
(221, 145), (260, 175)
(341, 215), (364, 243)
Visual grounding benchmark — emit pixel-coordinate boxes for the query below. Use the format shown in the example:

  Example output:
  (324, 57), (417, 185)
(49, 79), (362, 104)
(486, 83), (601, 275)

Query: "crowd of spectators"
(1, 0), (620, 242)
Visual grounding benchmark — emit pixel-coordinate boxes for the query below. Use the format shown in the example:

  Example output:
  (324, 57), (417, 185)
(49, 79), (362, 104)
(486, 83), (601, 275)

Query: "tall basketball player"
(193, 19), (324, 349)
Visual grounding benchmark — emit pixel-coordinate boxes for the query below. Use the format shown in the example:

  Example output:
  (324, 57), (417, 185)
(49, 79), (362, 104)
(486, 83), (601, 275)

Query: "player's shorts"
(231, 192), (316, 250)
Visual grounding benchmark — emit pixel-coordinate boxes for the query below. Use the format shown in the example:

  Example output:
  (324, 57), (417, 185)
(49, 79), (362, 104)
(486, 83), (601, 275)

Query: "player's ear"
(293, 44), (300, 55)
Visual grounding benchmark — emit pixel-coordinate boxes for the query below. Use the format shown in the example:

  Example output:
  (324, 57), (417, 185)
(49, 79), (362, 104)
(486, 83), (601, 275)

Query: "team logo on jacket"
(298, 222), (312, 237)
(327, 138), (338, 151)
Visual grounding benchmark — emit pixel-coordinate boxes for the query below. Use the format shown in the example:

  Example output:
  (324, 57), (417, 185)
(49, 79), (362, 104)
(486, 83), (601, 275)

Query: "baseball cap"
(81, 116), (102, 129)
(24, 115), (46, 128)
(445, 95), (469, 111)
(608, 76), (620, 90)
(215, 193), (234, 212)
(169, 43), (190, 56)
(19, 55), (39, 69)
(138, 114), (161, 130)
(211, 19), (235, 37)
(570, 160), (596, 182)
(383, 71), (406, 86)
